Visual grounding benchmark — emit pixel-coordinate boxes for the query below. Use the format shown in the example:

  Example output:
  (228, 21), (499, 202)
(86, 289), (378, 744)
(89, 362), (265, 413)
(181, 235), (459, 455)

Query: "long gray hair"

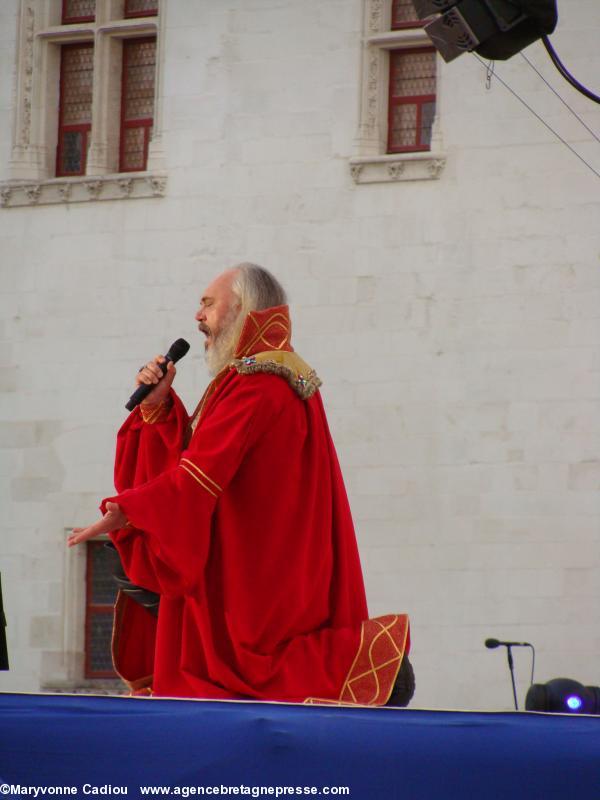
(231, 263), (287, 317)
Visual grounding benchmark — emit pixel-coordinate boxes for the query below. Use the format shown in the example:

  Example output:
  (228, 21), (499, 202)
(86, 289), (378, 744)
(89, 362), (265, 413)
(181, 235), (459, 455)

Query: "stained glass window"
(120, 38), (156, 172)
(85, 541), (118, 679)
(391, 0), (421, 29)
(62, 0), (96, 23)
(124, 0), (158, 18)
(388, 48), (436, 152)
(56, 43), (93, 176)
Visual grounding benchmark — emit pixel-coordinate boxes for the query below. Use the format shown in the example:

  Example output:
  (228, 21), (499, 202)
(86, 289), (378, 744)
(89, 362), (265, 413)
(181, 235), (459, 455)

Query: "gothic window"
(1, 0), (166, 207)
(388, 48), (436, 153)
(120, 38), (156, 172)
(56, 43), (94, 176)
(351, 0), (445, 184)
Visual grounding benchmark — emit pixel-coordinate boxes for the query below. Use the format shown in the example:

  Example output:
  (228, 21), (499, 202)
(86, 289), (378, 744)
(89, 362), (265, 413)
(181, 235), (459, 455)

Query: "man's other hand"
(67, 502), (128, 547)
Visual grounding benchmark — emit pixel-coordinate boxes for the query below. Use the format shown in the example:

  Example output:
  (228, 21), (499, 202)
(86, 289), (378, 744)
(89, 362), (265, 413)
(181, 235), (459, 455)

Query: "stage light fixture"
(525, 678), (600, 715)
(413, 0), (557, 63)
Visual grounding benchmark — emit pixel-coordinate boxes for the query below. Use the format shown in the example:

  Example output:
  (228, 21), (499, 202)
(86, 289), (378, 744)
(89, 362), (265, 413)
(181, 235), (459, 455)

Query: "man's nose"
(196, 307), (205, 321)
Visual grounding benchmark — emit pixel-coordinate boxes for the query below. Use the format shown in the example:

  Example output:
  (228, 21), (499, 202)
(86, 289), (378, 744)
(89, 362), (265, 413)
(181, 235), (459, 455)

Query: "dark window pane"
(87, 611), (115, 674)
(59, 130), (84, 174)
(421, 100), (436, 147)
(89, 542), (119, 605)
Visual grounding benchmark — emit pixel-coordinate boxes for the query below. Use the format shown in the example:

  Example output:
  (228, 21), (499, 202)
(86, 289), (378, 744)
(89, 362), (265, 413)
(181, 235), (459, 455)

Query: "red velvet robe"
(105, 306), (409, 703)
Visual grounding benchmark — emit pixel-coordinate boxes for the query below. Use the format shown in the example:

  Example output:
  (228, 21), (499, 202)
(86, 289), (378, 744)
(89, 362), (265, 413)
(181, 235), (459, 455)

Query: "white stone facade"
(0, 0), (599, 710)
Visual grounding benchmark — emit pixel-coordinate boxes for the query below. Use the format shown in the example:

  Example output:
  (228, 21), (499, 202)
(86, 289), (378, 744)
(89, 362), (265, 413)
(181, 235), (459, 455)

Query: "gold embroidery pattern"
(179, 457), (222, 498)
(303, 614), (409, 707)
(140, 397), (172, 424)
(341, 616), (403, 704)
(237, 311), (290, 357)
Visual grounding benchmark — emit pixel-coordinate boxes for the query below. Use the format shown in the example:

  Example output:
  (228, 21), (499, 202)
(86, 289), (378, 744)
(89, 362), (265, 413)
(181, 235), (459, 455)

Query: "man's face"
(195, 269), (243, 376)
(195, 270), (240, 353)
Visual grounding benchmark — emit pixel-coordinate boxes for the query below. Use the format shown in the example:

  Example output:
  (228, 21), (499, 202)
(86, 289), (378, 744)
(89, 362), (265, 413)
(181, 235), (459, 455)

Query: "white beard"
(204, 306), (244, 377)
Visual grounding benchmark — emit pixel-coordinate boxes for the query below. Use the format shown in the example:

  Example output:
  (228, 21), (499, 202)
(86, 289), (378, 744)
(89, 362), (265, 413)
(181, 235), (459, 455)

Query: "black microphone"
(125, 338), (190, 411)
(485, 638), (532, 649)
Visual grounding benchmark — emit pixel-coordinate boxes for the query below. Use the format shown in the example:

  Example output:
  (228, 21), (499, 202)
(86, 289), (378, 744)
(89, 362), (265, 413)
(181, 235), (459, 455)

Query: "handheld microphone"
(485, 638), (532, 649)
(125, 338), (190, 411)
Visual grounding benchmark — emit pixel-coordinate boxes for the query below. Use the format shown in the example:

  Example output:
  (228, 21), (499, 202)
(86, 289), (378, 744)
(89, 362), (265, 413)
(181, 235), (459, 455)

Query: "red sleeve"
(104, 373), (280, 597)
(113, 389), (189, 493)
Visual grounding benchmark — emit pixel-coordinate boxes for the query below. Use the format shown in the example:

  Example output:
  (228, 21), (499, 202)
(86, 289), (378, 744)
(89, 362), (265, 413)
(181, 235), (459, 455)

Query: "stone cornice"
(0, 173), (167, 208)
(349, 153), (446, 184)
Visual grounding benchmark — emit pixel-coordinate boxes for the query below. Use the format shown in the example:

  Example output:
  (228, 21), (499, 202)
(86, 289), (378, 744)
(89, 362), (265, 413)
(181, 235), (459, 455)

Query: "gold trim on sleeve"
(180, 458), (222, 492)
(140, 397), (172, 424)
(179, 464), (219, 498)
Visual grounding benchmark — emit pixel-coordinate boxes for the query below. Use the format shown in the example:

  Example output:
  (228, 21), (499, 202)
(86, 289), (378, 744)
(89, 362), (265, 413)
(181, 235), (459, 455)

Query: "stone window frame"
(350, 0), (446, 185)
(42, 531), (123, 693)
(1, 0), (167, 209)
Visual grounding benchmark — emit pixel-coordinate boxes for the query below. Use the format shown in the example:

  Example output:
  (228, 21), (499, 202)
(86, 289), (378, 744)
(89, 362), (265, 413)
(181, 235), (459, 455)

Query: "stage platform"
(1, 692), (599, 799)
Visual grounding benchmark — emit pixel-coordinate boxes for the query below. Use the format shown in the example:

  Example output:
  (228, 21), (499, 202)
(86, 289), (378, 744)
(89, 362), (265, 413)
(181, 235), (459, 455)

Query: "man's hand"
(137, 356), (177, 407)
(67, 502), (128, 547)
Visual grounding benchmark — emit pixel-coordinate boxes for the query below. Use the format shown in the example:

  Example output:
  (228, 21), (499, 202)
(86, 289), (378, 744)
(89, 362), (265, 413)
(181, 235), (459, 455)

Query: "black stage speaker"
(413, 0), (558, 62)
(526, 678), (600, 715)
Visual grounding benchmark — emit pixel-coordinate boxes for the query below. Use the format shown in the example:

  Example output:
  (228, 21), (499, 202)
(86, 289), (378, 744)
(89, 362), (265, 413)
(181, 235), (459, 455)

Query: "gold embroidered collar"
(231, 350), (321, 400)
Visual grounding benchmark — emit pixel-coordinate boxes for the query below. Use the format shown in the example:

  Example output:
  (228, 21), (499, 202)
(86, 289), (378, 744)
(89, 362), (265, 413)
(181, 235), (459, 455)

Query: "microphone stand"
(506, 645), (518, 711)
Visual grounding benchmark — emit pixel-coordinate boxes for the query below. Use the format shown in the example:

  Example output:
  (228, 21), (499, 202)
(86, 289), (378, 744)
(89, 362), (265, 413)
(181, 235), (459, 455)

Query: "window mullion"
(86, 29), (118, 175)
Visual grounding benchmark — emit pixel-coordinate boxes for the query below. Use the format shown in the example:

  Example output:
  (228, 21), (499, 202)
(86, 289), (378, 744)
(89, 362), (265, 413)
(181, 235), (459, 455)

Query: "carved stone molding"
(117, 178), (133, 197)
(84, 180), (103, 199)
(0, 173), (168, 208)
(25, 184), (41, 203)
(388, 162), (405, 179)
(349, 155), (446, 184)
(428, 159), (446, 178)
(147, 176), (167, 196)
(20, 3), (35, 147)
(350, 164), (364, 182)
(368, 0), (384, 34)
(57, 183), (72, 202)
(0, 187), (13, 208)
(366, 49), (380, 133)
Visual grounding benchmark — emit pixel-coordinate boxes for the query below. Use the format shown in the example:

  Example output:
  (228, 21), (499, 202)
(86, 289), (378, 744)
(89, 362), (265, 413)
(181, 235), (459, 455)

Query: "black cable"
(542, 35), (600, 105)
(474, 54), (600, 180)
(520, 52), (600, 144)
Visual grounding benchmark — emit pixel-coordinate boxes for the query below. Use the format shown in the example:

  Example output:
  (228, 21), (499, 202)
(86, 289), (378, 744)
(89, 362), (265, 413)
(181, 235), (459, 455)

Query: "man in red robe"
(69, 264), (411, 704)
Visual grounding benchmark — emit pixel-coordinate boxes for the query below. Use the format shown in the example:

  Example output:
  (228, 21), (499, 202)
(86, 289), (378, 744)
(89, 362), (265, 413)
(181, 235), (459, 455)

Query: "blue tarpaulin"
(1, 692), (599, 799)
